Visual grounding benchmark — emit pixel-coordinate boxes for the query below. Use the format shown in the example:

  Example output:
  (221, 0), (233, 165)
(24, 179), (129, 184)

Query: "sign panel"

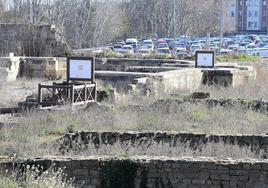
(67, 57), (94, 82)
(195, 51), (215, 68)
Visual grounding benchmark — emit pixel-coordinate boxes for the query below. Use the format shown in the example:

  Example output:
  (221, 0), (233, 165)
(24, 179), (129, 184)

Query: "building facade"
(237, 0), (268, 32)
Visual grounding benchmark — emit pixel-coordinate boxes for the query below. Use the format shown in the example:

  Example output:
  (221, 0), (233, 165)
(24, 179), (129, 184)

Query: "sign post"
(67, 57), (95, 83)
(195, 51), (215, 68)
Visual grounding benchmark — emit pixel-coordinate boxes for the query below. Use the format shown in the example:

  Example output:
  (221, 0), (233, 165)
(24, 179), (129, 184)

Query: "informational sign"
(67, 57), (95, 82)
(195, 51), (215, 68)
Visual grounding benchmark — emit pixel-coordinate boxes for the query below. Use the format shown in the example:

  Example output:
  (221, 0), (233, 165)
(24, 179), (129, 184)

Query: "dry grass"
(45, 104), (268, 135)
(198, 81), (268, 100)
(0, 165), (76, 188)
(0, 78), (48, 107)
(64, 140), (266, 160)
(197, 62), (268, 100)
(0, 103), (267, 158)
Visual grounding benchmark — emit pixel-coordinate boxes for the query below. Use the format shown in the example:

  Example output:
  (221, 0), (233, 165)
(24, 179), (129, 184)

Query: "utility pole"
(267, 0), (268, 35)
(219, 0), (224, 55)
(173, 0), (176, 39)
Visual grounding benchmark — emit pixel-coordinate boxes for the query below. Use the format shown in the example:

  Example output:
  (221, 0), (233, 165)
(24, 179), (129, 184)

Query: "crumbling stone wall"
(0, 57), (21, 81)
(1, 156), (268, 188)
(0, 23), (68, 57)
(0, 56), (67, 81)
(58, 132), (268, 154)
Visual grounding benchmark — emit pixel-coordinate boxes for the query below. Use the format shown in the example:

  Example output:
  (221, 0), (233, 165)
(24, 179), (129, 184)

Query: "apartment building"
(237, 0), (268, 32)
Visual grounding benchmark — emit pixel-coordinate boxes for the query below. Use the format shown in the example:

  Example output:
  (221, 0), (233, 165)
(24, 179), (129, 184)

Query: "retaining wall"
(1, 156), (268, 188)
(58, 132), (268, 153)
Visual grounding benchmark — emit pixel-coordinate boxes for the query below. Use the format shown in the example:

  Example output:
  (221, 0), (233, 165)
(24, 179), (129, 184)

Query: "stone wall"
(1, 156), (268, 188)
(0, 56), (67, 81)
(0, 57), (21, 81)
(23, 57), (66, 79)
(0, 23), (68, 57)
(95, 58), (194, 71)
(58, 131), (268, 153)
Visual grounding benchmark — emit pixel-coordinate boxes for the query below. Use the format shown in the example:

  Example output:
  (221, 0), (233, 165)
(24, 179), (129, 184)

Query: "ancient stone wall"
(0, 23), (68, 57)
(58, 131), (268, 153)
(1, 156), (268, 188)
(0, 56), (67, 81)
(0, 57), (21, 81)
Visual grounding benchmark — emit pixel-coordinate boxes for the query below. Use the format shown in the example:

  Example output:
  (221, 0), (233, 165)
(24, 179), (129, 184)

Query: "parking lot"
(106, 34), (268, 59)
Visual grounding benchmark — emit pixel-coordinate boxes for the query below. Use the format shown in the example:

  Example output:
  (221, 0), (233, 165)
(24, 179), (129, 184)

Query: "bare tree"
(0, 0), (236, 48)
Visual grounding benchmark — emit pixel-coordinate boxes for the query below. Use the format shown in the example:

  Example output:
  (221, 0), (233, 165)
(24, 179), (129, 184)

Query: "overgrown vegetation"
(0, 102), (268, 158)
(0, 166), (75, 188)
(216, 54), (259, 62)
(67, 140), (266, 160)
(94, 51), (176, 60)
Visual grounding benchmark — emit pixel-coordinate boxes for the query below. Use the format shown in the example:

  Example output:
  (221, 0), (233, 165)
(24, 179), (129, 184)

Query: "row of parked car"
(107, 34), (268, 58)
(109, 38), (191, 58)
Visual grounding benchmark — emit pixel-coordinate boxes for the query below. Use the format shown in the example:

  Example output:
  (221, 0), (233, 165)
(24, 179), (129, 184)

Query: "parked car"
(190, 44), (202, 54)
(115, 40), (125, 46)
(173, 47), (191, 58)
(228, 44), (239, 52)
(126, 38), (139, 52)
(142, 40), (154, 51)
(118, 45), (134, 54)
(220, 49), (232, 55)
(113, 44), (123, 52)
(139, 48), (151, 57)
(252, 48), (268, 57)
(157, 43), (169, 49)
(156, 47), (171, 55)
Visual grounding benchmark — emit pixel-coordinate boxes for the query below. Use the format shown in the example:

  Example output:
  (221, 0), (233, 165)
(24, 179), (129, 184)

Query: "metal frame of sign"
(195, 51), (215, 68)
(67, 56), (95, 83)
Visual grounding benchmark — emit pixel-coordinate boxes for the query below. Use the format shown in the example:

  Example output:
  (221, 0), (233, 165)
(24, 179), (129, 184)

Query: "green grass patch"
(216, 54), (259, 62)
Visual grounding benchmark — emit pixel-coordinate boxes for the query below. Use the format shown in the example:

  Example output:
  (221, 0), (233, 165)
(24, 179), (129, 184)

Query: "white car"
(143, 40), (154, 51)
(139, 49), (151, 56)
(121, 45), (134, 54)
(173, 47), (191, 58)
(228, 44), (239, 52)
(126, 38), (138, 51)
(190, 44), (202, 51)
(172, 47), (187, 54)
(190, 44), (202, 55)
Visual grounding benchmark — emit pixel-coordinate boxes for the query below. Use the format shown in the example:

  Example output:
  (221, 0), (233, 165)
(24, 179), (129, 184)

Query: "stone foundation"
(1, 156), (268, 188)
(58, 132), (268, 153)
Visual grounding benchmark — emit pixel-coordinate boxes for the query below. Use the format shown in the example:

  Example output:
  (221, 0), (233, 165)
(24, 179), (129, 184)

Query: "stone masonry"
(0, 23), (68, 57)
(58, 131), (268, 154)
(1, 156), (268, 188)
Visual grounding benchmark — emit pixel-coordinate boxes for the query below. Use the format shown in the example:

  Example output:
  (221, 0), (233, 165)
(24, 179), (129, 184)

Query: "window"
(240, 0), (243, 6)
(248, 11), (251, 17)
(254, 22), (258, 28)
(231, 11), (235, 17)
(264, 0), (266, 6)
(255, 11), (258, 17)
